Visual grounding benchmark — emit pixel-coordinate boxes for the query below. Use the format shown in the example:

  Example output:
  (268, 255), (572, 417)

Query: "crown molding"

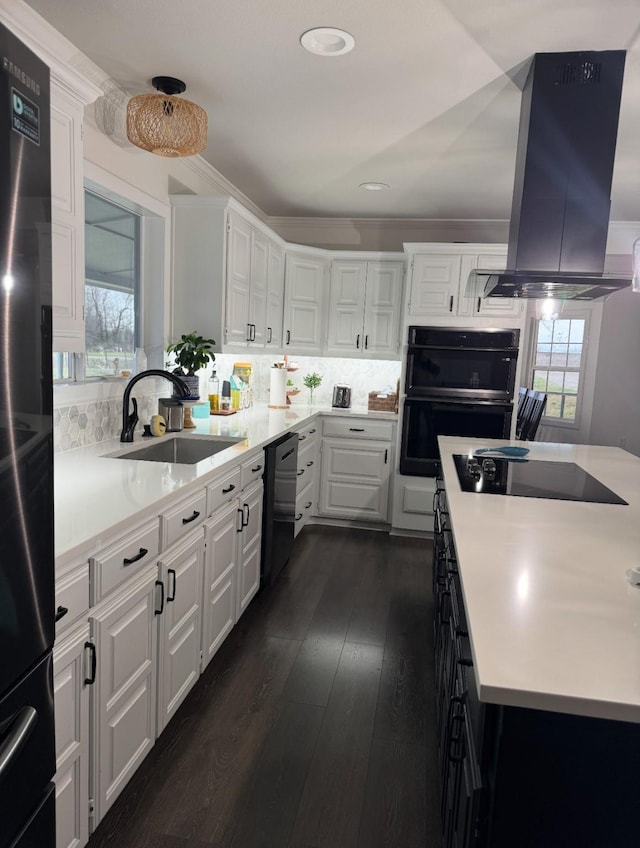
(180, 157), (268, 224)
(0, 0), (102, 104)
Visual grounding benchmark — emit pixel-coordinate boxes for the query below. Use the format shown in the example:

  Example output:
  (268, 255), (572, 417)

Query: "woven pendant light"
(126, 76), (207, 157)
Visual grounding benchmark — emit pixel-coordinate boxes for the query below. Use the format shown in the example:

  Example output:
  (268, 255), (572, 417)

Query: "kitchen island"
(435, 436), (640, 848)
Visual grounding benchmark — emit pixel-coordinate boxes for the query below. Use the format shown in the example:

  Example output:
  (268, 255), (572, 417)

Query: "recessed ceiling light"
(300, 27), (355, 57)
(359, 182), (390, 191)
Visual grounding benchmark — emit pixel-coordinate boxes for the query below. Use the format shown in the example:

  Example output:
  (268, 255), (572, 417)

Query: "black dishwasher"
(261, 432), (298, 588)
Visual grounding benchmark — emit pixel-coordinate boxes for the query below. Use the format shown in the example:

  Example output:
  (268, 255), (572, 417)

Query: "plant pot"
(173, 374), (200, 400)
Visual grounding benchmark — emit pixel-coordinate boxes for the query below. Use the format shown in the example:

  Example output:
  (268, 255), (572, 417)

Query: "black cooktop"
(452, 454), (628, 504)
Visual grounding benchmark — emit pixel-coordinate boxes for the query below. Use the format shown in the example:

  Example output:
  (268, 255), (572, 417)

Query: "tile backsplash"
(53, 354), (402, 452)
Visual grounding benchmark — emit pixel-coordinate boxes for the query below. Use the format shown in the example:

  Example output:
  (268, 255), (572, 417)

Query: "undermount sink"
(108, 435), (245, 464)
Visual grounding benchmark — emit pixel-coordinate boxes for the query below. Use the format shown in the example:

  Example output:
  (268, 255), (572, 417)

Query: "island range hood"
(469, 50), (630, 301)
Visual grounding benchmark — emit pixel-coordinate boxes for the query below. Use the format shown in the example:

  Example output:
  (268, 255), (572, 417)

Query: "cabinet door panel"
(202, 500), (239, 668)
(266, 241), (284, 347)
(283, 255), (326, 352)
(226, 213), (252, 346)
(237, 481), (263, 619)
(249, 229), (269, 346)
(409, 255), (461, 316)
(326, 261), (366, 355)
(54, 626), (90, 848)
(363, 261), (403, 354)
(90, 568), (157, 828)
(157, 534), (204, 734)
(319, 438), (390, 522)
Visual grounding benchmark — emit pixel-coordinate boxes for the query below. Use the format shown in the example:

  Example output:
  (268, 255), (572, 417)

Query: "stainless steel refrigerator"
(0, 21), (55, 848)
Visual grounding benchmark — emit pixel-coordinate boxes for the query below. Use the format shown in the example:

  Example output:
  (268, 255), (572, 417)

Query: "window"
(530, 317), (587, 424)
(84, 190), (141, 378)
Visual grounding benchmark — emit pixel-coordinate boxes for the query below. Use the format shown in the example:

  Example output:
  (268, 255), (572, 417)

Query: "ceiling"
(25, 0), (640, 222)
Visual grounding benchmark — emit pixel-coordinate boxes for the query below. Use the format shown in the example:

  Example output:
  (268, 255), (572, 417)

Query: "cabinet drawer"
(240, 450), (265, 490)
(206, 465), (242, 516)
(296, 420), (320, 444)
(55, 563), (89, 635)
(90, 517), (160, 602)
(323, 417), (394, 441)
(297, 437), (319, 474)
(160, 488), (207, 549)
(294, 478), (315, 537)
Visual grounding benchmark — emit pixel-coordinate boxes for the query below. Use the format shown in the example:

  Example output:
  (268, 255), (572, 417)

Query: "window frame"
(525, 308), (593, 431)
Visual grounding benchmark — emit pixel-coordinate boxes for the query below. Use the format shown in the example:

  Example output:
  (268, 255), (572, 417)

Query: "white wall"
(589, 288), (640, 457)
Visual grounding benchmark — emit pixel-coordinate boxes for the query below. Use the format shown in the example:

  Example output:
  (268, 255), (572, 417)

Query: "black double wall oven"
(400, 326), (520, 477)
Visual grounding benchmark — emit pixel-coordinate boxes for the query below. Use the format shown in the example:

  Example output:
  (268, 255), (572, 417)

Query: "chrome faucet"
(121, 369), (191, 442)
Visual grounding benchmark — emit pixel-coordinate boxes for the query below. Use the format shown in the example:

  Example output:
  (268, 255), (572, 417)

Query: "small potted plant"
(303, 372), (322, 405)
(166, 332), (216, 399)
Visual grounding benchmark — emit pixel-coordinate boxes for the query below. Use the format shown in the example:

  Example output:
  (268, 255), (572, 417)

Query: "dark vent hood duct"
(469, 50), (630, 301)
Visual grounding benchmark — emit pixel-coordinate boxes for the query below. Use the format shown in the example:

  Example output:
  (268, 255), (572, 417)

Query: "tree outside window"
(530, 317), (586, 424)
(84, 191), (140, 377)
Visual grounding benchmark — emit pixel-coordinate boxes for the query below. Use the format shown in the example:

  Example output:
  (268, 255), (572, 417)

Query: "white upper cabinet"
(266, 241), (284, 347)
(283, 252), (328, 353)
(406, 245), (522, 320)
(172, 197), (286, 353)
(327, 259), (404, 357)
(51, 80), (85, 353)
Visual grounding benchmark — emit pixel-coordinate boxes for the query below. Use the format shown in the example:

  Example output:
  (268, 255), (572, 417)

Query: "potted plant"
(303, 372), (322, 405)
(166, 332), (216, 399)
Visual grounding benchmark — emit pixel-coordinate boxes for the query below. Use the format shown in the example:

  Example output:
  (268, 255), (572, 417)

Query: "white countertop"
(54, 403), (396, 567)
(438, 436), (640, 724)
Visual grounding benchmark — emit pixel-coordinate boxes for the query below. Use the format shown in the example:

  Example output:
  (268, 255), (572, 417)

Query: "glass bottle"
(208, 374), (219, 412)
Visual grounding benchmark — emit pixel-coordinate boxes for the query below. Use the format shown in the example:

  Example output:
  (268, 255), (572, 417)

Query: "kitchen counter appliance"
(0, 23), (56, 848)
(452, 454), (627, 504)
(332, 384), (352, 408)
(260, 432), (298, 587)
(400, 327), (520, 477)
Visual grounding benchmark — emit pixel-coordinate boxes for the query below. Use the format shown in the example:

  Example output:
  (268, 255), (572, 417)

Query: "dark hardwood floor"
(88, 525), (442, 848)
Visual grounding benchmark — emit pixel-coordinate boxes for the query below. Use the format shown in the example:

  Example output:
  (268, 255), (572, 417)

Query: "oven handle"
(404, 397), (513, 408)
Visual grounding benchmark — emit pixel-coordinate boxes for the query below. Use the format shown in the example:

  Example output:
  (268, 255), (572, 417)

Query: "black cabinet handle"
(449, 295), (454, 312)
(251, 464), (263, 473)
(267, 327), (272, 343)
(295, 512), (303, 521)
(297, 469), (305, 476)
(448, 710), (466, 764)
(182, 510), (200, 525)
(477, 297), (482, 314)
(84, 642), (97, 685)
(222, 484), (236, 494)
(123, 547), (148, 565)
(356, 333), (360, 349)
(298, 434), (306, 441)
(55, 605), (68, 623)
(365, 335), (368, 349)
(306, 460), (314, 467)
(384, 449), (388, 464)
(309, 428), (316, 434)
(286, 330), (291, 345)
(349, 427), (365, 432)
(305, 501), (312, 509)
(155, 580), (165, 615)
(167, 568), (177, 602)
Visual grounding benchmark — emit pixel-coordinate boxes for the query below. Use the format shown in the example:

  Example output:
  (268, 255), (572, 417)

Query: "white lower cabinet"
(319, 417), (394, 523)
(202, 499), (240, 668)
(236, 478), (263, 620)
(156, 529), (205, 735)
(88, 564), (159, 831)
(53, 623), (90, 848)
(202, 472), (264, 671)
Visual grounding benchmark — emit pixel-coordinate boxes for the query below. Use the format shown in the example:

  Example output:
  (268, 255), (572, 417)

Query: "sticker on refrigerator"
(11, 86), (40, 145)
